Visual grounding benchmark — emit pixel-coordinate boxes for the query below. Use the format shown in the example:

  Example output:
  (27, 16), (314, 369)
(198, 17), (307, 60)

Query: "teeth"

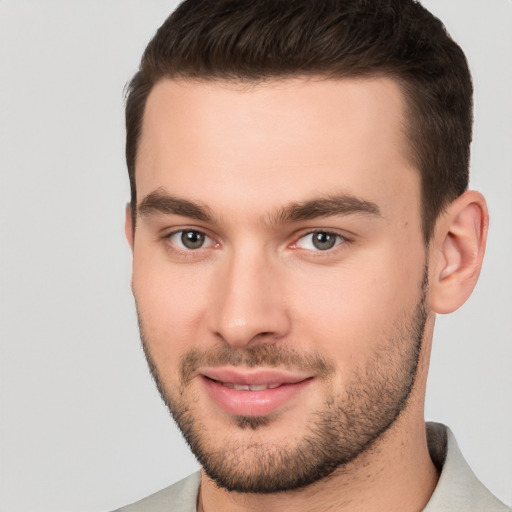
(248, 384), (267, 391)
(221, 382), (281, 391)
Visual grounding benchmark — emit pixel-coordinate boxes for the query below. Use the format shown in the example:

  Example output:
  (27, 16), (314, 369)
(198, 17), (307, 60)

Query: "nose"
(207, 248), (291, 348)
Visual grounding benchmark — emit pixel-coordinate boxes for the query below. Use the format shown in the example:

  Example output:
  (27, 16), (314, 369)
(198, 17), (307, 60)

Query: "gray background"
(0, 1), (510, 510)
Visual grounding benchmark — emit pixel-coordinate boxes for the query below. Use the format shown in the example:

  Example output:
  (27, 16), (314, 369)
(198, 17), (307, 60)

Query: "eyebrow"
(138, 189), (213, 222)
(270, 195), (381, 225)
(137, 189), (381, 225)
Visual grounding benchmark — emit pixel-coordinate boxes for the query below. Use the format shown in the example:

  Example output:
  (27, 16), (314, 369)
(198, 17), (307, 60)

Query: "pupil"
(313, 232), (336, 250)
(181, 231), (205, 249)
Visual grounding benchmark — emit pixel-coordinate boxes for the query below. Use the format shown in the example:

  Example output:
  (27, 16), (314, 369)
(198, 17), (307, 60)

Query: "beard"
(137, 269), (428, 494)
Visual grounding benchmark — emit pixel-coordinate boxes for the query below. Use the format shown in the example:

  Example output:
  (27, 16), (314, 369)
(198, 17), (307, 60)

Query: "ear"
(429, 190), (488, 314)
(125, 203), (135, 250)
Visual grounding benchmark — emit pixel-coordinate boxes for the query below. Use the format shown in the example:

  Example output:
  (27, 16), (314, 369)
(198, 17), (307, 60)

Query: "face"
(129, 77), (430, 493)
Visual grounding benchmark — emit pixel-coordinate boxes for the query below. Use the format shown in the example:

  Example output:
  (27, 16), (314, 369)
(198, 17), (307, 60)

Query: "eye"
(167, 230), (214, 250)
(294, 231), (345, 251)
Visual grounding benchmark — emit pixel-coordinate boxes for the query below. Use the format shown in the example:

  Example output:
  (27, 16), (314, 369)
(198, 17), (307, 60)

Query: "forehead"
(136, 77), (419, 221)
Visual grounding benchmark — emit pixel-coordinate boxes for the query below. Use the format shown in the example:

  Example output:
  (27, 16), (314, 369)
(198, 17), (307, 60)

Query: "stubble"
(138, 268), (428, 494)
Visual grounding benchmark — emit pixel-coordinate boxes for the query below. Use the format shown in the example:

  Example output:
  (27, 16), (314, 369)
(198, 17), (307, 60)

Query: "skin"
(126, 77), (488, 512)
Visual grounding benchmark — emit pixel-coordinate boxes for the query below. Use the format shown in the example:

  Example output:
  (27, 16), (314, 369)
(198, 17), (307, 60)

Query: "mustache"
(179, 344), (335, 385)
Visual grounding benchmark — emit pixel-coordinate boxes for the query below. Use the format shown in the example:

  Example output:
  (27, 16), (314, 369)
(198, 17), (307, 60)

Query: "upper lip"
(199, 367), (312, 386)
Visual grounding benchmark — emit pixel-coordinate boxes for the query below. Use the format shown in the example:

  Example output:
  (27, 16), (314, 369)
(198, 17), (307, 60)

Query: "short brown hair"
(125, 0), (473, 242)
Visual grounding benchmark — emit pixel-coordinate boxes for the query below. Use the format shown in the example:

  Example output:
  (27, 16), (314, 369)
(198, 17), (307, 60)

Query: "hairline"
(130, 71), (438, 243)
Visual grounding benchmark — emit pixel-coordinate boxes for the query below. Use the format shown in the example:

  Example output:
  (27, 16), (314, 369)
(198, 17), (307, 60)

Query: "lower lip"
(201, 377), (312, 417)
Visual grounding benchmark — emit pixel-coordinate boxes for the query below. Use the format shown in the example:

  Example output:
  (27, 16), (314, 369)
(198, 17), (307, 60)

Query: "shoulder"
(424, 422), (510, 512)
(112, 472), (201, 512)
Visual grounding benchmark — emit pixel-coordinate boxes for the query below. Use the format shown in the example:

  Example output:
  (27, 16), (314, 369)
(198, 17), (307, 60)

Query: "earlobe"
(429, 190), (488, 314)
(125, 204), (135, 250)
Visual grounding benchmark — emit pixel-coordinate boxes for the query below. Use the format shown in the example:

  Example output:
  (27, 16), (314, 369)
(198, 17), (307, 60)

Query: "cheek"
(287, 252), (422, 364)
(132, 251), (208, 363)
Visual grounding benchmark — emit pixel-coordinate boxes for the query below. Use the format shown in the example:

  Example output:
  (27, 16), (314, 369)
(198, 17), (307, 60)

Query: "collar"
(423, 422), (509, 511)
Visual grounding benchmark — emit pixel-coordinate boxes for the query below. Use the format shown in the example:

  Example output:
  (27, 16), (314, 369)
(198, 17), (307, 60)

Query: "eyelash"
(291, 230), (347, 252)
(161, 228), (350, 256)
(163, 229), (217, 254)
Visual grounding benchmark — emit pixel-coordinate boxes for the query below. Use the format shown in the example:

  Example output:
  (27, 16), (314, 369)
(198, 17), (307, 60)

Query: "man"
(117, 0), (510, 510)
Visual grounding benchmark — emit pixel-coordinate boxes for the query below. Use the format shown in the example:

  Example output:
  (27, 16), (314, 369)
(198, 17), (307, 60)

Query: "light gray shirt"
(114, 423), (510, 511)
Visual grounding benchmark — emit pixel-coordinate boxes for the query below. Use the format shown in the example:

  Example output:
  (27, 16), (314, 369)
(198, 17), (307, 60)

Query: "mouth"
(199, 368), (313, 417)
